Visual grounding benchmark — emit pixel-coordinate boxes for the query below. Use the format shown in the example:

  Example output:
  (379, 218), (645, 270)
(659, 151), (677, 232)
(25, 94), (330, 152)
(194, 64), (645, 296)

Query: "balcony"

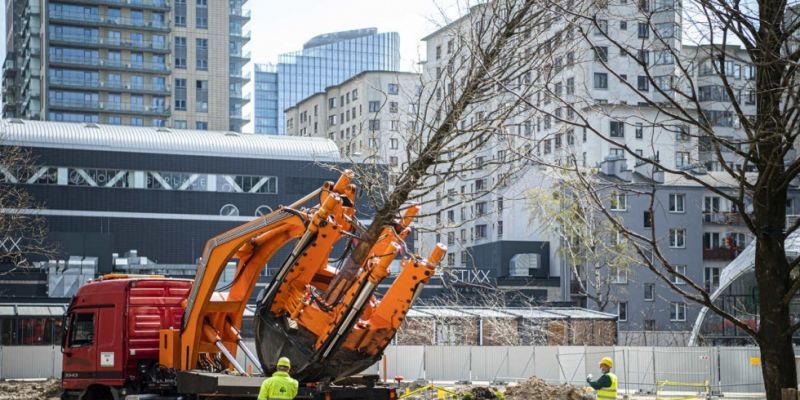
(229, 111), (251, 121)
(229, 70), (251, 82)
(48, 77), (170, 95)
(703, 247), (741, 261)
(49, 99), (170, 116)
(49, 11), (170, 31)
(49, 55), (170, 74)
(56, 0), (170, 11)
(230, 29), (251, 42)
(230, 49), (251, 61)
(229, 90), (251, 103)
(48, 34), (170, 53)
(703, 212), (744, 225)
(230, 7), (251, 19)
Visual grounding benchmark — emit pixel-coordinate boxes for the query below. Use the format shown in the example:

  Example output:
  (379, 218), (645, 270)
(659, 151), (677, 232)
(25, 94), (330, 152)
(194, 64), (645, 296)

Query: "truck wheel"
(80, 385), (115, 400)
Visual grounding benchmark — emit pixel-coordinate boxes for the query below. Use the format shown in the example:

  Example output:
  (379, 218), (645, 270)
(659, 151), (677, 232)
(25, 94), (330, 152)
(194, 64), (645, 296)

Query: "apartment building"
(2, 0), (250, 131)
(253, 28), (400, 134)
(285, 71), (420, 175)
(408, 1), (774, 333)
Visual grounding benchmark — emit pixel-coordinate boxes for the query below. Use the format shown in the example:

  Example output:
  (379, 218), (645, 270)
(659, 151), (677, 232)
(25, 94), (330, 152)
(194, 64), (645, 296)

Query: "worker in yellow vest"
(258, 357), (299, 400)
(587, 357), (618, 399)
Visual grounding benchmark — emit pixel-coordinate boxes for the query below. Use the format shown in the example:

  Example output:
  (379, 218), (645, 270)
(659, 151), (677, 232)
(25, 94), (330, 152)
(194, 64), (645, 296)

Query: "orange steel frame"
(164, 170), (445, 372)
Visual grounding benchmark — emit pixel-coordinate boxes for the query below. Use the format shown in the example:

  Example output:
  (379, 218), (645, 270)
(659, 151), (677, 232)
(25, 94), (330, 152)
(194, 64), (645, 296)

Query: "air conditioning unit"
(125, 63), (132, 68)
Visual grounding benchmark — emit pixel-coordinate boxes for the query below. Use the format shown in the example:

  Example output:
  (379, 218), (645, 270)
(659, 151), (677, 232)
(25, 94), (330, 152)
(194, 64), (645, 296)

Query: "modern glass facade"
(3, 0), (250, 132)
(254, 64), (278, 134)
(254, 28), (400, 134)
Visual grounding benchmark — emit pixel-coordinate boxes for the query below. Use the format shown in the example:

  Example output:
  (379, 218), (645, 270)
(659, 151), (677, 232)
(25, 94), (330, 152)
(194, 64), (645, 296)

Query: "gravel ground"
(0, 379), (60, 400)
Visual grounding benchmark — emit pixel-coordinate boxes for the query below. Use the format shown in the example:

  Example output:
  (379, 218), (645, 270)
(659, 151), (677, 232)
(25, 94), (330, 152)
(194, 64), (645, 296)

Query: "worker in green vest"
(587, 357), (618, 399)
(258, 357), (299, 400)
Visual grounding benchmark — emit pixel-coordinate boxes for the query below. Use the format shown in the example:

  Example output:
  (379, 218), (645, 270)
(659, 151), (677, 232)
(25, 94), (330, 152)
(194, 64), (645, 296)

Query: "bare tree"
(499, 0), (800, 394)
(0, 143), (54, 271)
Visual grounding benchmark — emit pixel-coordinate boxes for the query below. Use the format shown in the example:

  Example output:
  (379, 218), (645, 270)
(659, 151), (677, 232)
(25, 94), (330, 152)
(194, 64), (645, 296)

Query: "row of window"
(173, 79), (208, 113)
(174, 37), (208, 70)
(174, 0), (207, 29)
(2, 167), (278, 194)
(327, 89), (359, 109)
(49, 47), (167, 70)
(617, 301), (686, 322)
(49, 25), (168, 50)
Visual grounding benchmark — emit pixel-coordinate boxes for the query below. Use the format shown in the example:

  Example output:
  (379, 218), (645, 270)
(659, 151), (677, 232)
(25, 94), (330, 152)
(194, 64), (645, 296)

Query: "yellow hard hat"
(277, 357), (291, 368)
(600, 357), (613, 368)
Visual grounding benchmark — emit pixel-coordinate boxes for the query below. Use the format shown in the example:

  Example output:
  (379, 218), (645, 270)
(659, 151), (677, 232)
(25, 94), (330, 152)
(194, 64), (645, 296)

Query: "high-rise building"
(2, 0), (251, 131)
(253, 28), (400, 134)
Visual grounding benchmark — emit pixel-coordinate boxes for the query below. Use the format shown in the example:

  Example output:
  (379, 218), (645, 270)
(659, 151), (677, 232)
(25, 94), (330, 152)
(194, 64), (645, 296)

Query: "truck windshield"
(68, 313), (94, 347)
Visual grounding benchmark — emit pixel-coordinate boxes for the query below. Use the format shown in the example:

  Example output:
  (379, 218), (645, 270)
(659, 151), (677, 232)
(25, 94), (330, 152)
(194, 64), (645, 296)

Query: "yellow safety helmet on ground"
(599, 357), (613, 368)
(277, 357), (291, 369)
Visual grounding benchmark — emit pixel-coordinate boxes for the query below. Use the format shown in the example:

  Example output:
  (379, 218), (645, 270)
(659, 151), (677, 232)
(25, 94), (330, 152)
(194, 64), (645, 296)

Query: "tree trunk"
(756, 235), (797, 399)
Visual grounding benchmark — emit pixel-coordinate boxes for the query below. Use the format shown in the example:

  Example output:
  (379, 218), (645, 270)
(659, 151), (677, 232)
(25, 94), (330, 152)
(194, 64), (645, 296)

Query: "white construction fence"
(0, 344), (792, 396)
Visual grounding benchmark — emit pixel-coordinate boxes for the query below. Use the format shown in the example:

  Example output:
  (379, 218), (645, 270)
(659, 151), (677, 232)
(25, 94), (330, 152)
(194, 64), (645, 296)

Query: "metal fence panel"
(532, 346), (559, 384)
(470, 346), (511, 382)
(718, 347), (764, 393)
(425, 346), (470, 381)
(557, 346), (587, 385)
(505, 346), (535, 382)
(1, 346), (61, 379)
(616, 346), (656, 393)
(653, 347), (714, 389)
(385, 345), (425, 381)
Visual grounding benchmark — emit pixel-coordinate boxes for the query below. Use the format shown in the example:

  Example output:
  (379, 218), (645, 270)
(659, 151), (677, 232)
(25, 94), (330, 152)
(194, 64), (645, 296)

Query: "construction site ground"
(0, 378), (768, 399)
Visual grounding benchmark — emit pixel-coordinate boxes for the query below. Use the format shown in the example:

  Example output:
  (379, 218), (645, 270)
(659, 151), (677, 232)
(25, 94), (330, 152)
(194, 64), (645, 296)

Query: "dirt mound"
(504, 377), (593, 400)
(469, 386), (500, 399)
(0, 379), (61, 400)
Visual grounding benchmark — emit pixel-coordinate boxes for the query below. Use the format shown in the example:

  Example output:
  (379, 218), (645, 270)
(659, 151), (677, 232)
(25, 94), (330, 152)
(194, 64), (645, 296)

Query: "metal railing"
(49, 10), (169, 30)
(49, 55), (170, 72)
(702, 247), (740, 260)
(48, 99), (170, 115)
(48, 78), (170, 93)
(49, 34), (170, 51)
(60, 0), (170, 9)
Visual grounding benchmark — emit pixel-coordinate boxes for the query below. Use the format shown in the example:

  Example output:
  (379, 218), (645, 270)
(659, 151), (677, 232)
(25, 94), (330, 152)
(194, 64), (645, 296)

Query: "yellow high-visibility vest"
(596, 372), (618, 400)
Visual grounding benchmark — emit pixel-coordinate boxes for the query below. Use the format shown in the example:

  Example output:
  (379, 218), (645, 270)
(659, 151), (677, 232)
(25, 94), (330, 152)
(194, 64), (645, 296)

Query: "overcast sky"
(250, 0), (461, 70)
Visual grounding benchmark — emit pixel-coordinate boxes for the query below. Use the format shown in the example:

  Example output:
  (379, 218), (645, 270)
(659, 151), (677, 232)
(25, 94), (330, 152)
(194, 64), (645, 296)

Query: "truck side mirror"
(60, 315), (70, 353)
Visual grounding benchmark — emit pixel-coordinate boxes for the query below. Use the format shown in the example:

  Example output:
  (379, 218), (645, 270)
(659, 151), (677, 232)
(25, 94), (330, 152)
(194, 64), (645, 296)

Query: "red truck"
(60, 276), (398, 400)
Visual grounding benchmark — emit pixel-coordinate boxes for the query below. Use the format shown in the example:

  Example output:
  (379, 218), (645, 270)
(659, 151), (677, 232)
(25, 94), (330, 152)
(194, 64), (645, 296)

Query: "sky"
(249, 0), (462, 71)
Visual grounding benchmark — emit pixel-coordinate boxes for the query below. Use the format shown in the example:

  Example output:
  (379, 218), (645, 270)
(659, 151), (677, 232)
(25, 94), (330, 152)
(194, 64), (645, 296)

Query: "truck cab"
(61, 276), (192, 400)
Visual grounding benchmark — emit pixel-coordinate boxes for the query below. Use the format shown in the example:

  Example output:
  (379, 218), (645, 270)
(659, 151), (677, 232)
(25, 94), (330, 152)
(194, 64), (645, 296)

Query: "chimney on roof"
(600, 155), (631, 181)
(634, 159), (665, 183)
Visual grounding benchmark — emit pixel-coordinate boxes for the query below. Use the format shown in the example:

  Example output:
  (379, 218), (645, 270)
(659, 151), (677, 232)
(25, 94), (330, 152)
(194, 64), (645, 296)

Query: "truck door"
(62, 310), (97, 386)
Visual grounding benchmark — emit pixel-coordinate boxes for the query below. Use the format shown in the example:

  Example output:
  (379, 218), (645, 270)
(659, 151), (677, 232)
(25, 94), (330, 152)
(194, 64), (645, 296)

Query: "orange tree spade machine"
(60, 170), (445, 399)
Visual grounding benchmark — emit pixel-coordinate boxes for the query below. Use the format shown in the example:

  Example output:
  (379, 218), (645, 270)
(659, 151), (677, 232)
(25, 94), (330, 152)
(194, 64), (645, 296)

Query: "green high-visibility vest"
(596, 372), (618, 400)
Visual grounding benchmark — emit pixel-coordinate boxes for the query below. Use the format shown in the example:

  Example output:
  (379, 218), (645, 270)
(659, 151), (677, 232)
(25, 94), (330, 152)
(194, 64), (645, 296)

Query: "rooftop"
(0, 119), (342, 161)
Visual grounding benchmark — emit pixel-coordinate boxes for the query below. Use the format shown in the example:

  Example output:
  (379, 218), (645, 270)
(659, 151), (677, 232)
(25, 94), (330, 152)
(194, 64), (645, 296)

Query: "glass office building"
(254, 28), (400, 134)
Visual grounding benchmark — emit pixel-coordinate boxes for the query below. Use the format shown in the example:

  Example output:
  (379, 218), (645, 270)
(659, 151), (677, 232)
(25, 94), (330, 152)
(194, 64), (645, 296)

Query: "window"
(196, 121), (208, 130)
(475, 224), (487, 239)
(611, 192), (627, 211)
(195, 80), (208, 112)
(174, 78), (187, 110)
(675, 151), (690, 168)
(196, 39), (208, 70)
(566, 77), (575, 95)
(638, 50), (650, 65)
(669, 193), (685, 212)
(594, 46), (608, 62)
(389, 138), (399, 149)
(620, 21), (627, 30)
(175, 0), (187, 26)
(368, 101), (380, 112)
(447, 231), (455, 245)
(595, 19), (608, 35)
(476, 202), (487, 216)
(637, 76), (649, 91)
(704, 267), (720, 291)
(196, 0), (208, 28)
(388, 83), (399, 95)
(594, 73), (608, 89)
(497, 196), (504, 212)
(670, 302), (686, 321)
(173, 120), (187, 129)
(644, 211), (652, 228)
(644, 320), (656, 331)
(669, 229), (686, 248)
(389, 101), (398, 113)
(614, 268), (628, 284)
(610, 121), (625, 137)
(369, 119), (380, 131)
(635, 123), (643, 139)
(637, 23), (649, 38)
(644, 283), (654, 301)
(618, 302), (628, 321)
(68, 313), (94, 347)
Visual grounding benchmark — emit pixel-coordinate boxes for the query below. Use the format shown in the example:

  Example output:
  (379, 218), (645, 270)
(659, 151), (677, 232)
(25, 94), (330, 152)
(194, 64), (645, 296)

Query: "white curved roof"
(0, 119), (342, 162)
(689, 231), (800, 345)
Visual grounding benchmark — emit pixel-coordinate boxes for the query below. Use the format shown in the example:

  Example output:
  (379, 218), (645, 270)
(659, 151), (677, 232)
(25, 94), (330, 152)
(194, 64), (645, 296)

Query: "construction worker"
(258, 357), (299, 400)
(587, 357), (618, 400)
